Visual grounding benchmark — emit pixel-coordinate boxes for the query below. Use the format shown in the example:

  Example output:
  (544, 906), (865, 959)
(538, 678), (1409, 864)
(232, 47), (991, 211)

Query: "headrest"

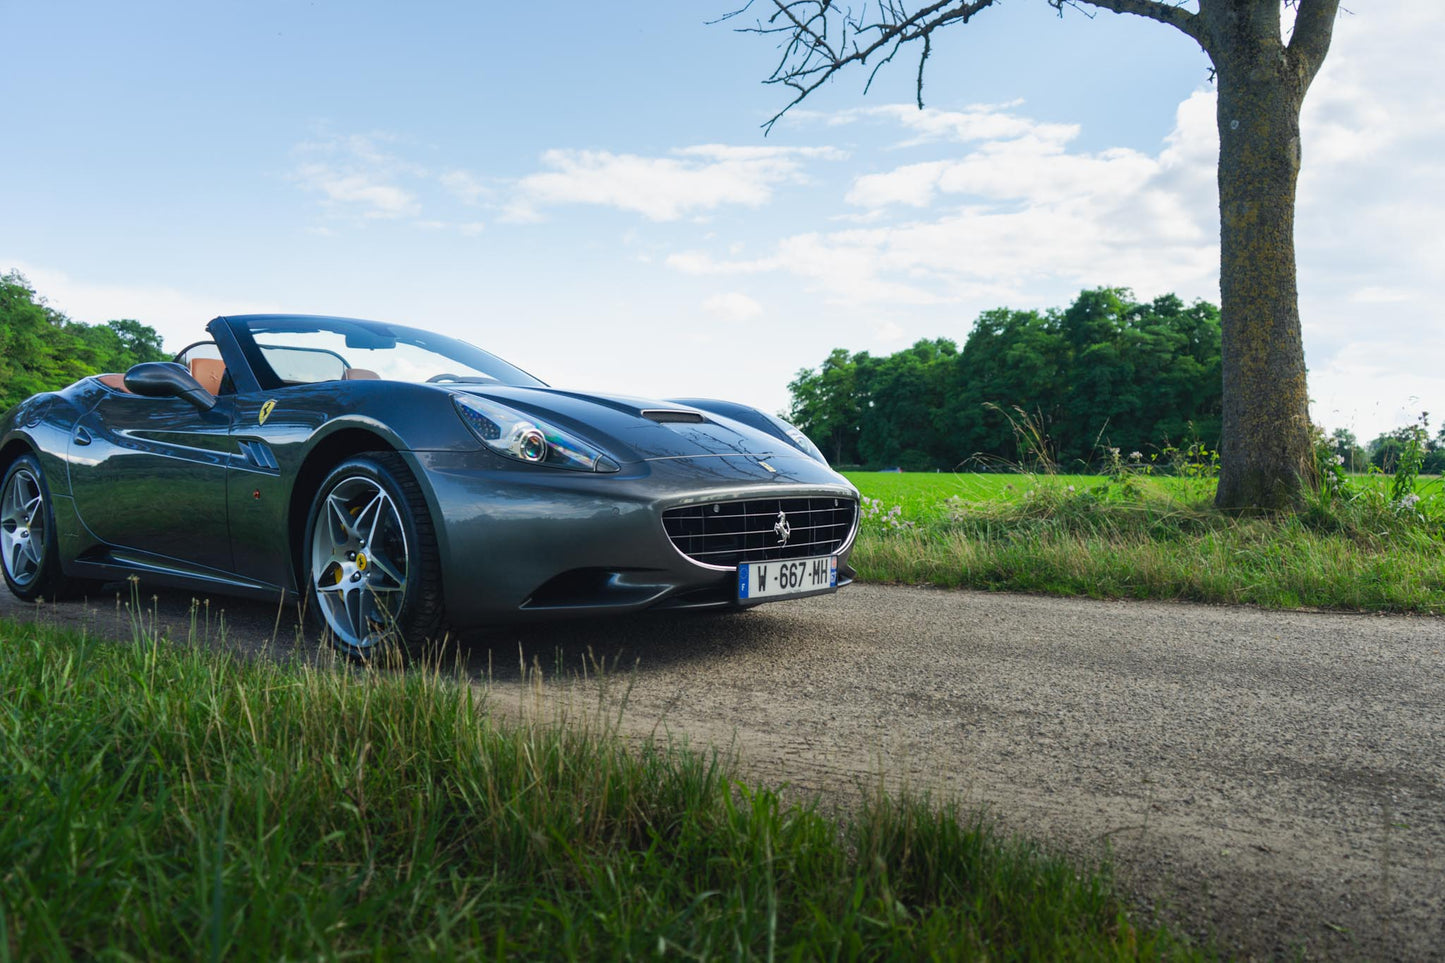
(190, 358), (226, 395)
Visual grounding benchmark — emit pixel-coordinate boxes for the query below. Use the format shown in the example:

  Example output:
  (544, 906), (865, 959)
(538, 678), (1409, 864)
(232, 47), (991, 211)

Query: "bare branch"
(1287, 0), (1341, 92)
(916, 31), (933, 109)
(1060, 0), (1203, 46)
(722, 0), (1206, 132)
(723, 0), (1003, 132)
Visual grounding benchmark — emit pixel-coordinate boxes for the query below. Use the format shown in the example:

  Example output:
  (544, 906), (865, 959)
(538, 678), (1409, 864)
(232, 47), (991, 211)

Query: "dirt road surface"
(5, 583), (1443, 960)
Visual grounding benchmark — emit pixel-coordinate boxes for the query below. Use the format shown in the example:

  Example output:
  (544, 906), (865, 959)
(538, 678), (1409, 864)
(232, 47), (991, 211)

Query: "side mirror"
(123, 362), (217, 411)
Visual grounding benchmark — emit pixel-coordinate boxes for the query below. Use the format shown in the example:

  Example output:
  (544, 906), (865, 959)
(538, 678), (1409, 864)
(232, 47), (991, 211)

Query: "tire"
(302, 452), (446, 661)
(1, 454), (83, 602)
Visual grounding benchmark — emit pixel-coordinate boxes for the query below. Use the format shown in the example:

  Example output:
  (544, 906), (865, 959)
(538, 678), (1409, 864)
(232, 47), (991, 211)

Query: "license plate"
(737, 555), (838, 601)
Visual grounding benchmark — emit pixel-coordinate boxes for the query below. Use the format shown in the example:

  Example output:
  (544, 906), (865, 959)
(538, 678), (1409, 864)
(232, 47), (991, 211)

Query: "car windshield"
(229, 315), (546, 389)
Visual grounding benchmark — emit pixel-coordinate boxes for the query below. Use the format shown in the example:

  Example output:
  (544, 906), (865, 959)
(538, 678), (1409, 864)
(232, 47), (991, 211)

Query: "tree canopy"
(787, 288), (1223, 470)
(0, 272), (169, 412)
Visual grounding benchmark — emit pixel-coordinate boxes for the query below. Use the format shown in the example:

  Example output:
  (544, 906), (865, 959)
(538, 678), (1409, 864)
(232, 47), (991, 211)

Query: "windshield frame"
(211, 314), (548, 392)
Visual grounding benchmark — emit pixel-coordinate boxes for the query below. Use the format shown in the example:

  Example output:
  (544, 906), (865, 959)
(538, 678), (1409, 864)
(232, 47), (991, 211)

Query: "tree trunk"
(1207, 3), (1316, 511)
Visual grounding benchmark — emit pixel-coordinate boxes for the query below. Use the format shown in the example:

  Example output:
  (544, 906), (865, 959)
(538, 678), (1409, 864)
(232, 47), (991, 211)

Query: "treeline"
(0, 271), (168, 412)
(789, 288), (1223, 470)
(1327, 424), (1445, 476)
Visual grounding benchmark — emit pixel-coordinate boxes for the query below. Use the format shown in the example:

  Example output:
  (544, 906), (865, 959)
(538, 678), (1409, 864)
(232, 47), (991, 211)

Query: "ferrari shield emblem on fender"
(258, 400), (276, 425)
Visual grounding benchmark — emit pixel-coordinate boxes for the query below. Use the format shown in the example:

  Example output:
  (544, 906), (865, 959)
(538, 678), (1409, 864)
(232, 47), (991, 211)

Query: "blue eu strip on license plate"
(737, 555), (838, 601)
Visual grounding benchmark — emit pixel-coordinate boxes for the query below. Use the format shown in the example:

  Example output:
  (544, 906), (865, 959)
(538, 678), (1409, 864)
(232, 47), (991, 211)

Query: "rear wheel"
(1, 454), (81, 602)
(303, 453), (445, 661)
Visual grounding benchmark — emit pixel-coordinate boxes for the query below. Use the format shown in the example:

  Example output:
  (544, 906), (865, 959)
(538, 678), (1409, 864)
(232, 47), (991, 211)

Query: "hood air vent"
(642, 409), (705, 424)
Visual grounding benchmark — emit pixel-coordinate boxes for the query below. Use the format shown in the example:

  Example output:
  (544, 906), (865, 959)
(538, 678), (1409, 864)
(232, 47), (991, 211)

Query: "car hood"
(453, 385), (798, 465)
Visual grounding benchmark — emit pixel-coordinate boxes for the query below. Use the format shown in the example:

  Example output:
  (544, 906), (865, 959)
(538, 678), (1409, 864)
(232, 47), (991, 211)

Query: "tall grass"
(0, 618), (1204, 960)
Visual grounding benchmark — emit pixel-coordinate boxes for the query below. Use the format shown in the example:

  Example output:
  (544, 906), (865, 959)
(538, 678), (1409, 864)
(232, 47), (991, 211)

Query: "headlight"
(765, 413), (826, 463)
(453, 395), (620, 472)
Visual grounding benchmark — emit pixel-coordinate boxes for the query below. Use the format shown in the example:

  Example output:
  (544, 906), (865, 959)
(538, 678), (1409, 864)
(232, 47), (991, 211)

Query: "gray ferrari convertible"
(0, 314), (859, 656)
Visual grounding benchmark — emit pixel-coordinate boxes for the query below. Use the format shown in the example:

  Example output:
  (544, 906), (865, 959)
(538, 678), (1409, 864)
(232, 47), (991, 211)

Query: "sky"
(2, 1), (1440, 446)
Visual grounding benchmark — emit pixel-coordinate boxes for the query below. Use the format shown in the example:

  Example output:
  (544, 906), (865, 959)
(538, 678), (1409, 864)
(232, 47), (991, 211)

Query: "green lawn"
(843, 471), (1445, 613)
(844, 471), (1217, 522)
(846, 470), (1440, 505)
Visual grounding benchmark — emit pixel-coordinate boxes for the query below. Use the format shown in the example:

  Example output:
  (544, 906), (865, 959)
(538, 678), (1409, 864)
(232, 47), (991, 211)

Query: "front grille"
(663, 496), (857, 567)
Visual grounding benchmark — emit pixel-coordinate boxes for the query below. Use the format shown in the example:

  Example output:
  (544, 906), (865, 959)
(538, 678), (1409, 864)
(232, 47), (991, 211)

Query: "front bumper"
(410, 450), (859, 627)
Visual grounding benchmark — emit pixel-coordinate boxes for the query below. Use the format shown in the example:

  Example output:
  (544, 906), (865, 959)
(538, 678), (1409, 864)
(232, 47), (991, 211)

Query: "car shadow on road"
(452, 607), (791, 684)
(3, 584), (797, 684)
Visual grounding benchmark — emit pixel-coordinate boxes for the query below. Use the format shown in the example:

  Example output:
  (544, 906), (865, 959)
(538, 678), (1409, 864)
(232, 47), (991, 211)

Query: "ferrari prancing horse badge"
(258, 400), (276, 426)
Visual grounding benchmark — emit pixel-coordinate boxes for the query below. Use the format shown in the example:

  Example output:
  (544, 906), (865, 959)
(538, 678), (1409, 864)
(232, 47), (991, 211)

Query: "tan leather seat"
(190, 358), (226, 395)
(343, 367), (380, 380)
(96, 373), (130, 392)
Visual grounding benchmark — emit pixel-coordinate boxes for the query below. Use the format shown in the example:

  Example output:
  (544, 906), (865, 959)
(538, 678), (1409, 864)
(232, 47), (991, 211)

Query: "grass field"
(0, 617), (1207, 961)
(845, 470), (1439, 517)
(844, 470), (1445, 613)
(846, 472), (1217, 522)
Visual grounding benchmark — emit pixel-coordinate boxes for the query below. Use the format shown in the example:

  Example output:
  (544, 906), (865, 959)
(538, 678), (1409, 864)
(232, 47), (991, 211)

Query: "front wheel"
(1, 454), (82, 601)
(303, 452), (445, 660)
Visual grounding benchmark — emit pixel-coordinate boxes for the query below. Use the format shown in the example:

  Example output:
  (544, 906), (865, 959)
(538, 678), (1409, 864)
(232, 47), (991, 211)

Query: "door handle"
(72, 426), (93, 446)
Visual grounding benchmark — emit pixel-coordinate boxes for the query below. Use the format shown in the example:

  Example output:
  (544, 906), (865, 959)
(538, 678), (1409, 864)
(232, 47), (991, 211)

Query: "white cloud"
(666, 249), (772, 275)
(873, 320), (906, 345)
(846, 161), (952, 208)
(498, 200), (546, 224)
(289, 136), (502, 232)
(843, 99), (1202, 221)
(292, 132), (424, 174)
(440, 169), (490, 205)
(671, 95), (1220, 307)
(289, 137), (848, 228)
(1292, 3), (1445, 435)
(414, 218), (486, 236)
(1347, 286), (1410, 305)
(291, 132), (425, 220)
(514, 145), (845, 221)
(1309, 338), (1445, 441)
(701, 291), (764, 322)
(810, 102), (1072, 148)
(293, 163), (419, 218)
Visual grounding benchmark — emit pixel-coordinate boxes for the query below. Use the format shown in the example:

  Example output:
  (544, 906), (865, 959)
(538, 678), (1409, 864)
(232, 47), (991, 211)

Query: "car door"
(68, 385), (236, 573)
(224, 388), (330, 590)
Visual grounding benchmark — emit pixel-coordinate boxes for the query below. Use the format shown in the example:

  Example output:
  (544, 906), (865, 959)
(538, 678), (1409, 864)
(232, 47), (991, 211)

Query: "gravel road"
(5, 583), (1443, 960)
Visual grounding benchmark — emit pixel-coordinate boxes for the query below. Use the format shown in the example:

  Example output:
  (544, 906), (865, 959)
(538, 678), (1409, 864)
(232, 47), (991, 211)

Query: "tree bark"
(1199, 0), (1325, 510)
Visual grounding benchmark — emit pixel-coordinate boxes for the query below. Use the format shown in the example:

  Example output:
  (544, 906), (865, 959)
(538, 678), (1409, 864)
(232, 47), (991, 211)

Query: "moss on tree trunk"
(1204, 0), (1331, 511)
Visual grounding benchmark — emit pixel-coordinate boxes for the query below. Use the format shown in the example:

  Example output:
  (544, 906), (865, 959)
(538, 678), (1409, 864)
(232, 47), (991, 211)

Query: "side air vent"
(642, 409), (706, 424)
(237, 440), (280, 472)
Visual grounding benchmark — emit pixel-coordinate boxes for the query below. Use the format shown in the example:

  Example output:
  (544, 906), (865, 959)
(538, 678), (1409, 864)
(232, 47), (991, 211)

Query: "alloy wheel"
(0, 468), (46, 589)
(309, 475), (410, 650)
